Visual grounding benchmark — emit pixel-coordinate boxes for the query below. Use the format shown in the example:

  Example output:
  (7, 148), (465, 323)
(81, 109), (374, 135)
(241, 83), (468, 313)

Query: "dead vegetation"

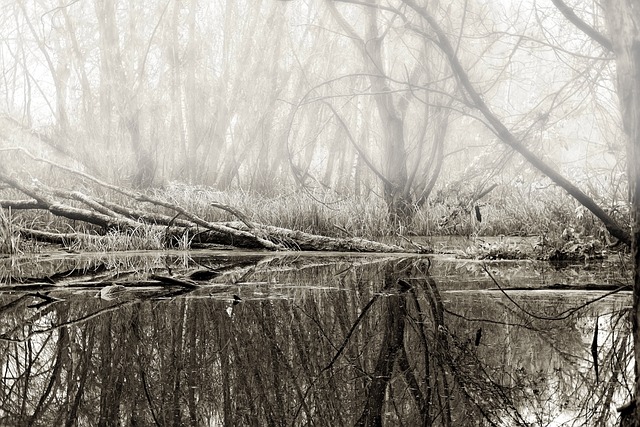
(0, 149), (409, 254)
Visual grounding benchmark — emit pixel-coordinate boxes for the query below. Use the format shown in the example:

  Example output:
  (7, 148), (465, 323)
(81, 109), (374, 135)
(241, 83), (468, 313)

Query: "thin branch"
(322, 101), (393, 188)
(483, 264), (629, 321)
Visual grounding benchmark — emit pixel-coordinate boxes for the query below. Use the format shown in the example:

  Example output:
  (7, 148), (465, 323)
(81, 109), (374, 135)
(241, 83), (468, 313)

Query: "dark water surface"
(0, 250), (632, 426)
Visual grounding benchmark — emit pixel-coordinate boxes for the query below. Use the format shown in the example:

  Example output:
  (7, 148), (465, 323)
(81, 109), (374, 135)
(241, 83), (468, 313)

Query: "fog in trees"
(1, 0), (640, 425)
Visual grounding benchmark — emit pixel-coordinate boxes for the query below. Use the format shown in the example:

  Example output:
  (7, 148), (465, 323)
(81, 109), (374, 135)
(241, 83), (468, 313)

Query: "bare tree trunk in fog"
(184, 0), (199, 183)
(327, 2), (412, 225)
(415, 106), (449, 207)
(168, 0), (188, 182)
(603, 1), (640, 424)
(60, 2), (95, 133)
(125, 107), (155, 188)
(323, 1), (454, 222)
(94, 0), (157, 188)
(18, 1), (69, 135)
(94, 0), (117, 148)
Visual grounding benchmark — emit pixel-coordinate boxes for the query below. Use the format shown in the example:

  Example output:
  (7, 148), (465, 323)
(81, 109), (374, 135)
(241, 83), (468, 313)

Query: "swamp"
(1, 0), (640, 426)
(0, 249), (633, 425)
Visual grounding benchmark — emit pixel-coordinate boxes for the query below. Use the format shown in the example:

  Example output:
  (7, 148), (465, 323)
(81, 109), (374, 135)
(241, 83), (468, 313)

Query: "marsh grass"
(68, 226), (166, 252)
(155, 183), (395, 237)
(0, 180), (627, 254)
(0, 207), (20, 254)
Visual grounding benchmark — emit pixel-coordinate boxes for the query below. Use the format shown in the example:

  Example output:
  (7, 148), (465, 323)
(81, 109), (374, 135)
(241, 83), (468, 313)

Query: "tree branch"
(400, 0), (631, 246)
(550, 0), (613, 52)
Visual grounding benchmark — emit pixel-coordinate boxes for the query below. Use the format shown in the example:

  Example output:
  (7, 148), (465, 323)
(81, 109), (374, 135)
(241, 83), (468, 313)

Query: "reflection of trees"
(444, 287), (632, 425)
(0, 255), (632, 425)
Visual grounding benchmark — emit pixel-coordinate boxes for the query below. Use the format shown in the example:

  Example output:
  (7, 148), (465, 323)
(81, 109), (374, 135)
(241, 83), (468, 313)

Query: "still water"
(0, 250), (632, 426)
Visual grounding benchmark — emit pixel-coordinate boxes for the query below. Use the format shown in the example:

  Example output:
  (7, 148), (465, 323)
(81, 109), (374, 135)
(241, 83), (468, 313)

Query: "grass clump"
(67, 226), (167, 253)
(544, 228), (607, 263)
(0, 208), (21, 255)
(156, 183), (394, 238)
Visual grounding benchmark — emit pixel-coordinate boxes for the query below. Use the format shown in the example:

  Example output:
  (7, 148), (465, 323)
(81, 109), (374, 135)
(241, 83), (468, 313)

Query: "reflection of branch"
(356, 282), (408, 426)
(483, 265), (629, 320)
(149, 274), (198, 290)
(139, 357), (160, 425)
(0, 301), (138, 343)
(66, 325), (94, 425)
(28, 326), (66, 424)
(0, 295), (31, 314)
(407, 290), (433, 412)
(443, 308), (540, 330)
(321, 293), (381, 373)
(27, 292), (62, 309)
(398, 344), (427, 420)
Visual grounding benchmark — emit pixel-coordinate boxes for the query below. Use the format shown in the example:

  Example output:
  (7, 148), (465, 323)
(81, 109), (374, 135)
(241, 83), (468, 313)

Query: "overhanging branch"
(400, 0), (630, 246)
(550, 0), (613, 52)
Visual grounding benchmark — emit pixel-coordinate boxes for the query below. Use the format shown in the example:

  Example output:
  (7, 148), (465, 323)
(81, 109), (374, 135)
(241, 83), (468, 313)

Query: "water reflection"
(0, 251), (632, 426)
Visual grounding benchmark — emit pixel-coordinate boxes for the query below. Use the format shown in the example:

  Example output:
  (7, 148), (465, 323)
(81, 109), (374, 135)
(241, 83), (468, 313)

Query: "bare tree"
(603, 1), (640, 422)
(315, 0), (455, 225)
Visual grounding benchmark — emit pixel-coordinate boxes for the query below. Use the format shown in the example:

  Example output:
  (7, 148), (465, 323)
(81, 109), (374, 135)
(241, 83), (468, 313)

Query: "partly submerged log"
(0, 165), (410, 253)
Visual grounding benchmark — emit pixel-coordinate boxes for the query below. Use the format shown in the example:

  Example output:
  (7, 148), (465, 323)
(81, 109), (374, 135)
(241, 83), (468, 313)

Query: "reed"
(0, 207), (20, 254)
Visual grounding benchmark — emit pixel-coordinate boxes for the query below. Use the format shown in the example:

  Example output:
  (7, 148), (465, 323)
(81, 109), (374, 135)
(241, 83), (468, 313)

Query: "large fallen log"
(0, 161), (411, 253)
(223, 221), (409, 252)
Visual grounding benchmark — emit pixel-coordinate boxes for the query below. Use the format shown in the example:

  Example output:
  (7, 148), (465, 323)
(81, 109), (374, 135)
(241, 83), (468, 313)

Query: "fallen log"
(18, 227), (99, 245)
(223, 221), (408, 252)
(0, 163), (411, 253)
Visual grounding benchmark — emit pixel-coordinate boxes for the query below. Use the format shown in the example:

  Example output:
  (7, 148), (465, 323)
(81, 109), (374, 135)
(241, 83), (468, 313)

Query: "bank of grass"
(0, 182), (628, 255)
(157, 184), (393, 237)
(67, 226), (167, 252)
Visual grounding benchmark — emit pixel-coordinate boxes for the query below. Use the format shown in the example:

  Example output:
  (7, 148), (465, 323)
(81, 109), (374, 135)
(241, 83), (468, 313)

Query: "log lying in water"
(0, 165), (410, 253)
(222, 221), (406, 252)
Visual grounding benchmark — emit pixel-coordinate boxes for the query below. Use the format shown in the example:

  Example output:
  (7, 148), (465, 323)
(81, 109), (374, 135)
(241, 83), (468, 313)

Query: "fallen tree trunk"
(223, 221), (408, 252)
(0, 169), (410, 253)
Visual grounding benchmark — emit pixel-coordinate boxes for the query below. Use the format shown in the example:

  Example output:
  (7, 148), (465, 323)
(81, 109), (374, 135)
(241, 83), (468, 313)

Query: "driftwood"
(0, 156), (410, 253)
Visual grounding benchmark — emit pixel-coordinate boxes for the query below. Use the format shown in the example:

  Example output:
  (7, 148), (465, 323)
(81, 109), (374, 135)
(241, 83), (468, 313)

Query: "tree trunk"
(326, 2), (413, 225)
(125, 109), (155, 189)
(364, 9), (412, 225)
(94, 0), (118, 148)
(603, 1), (640, 423)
